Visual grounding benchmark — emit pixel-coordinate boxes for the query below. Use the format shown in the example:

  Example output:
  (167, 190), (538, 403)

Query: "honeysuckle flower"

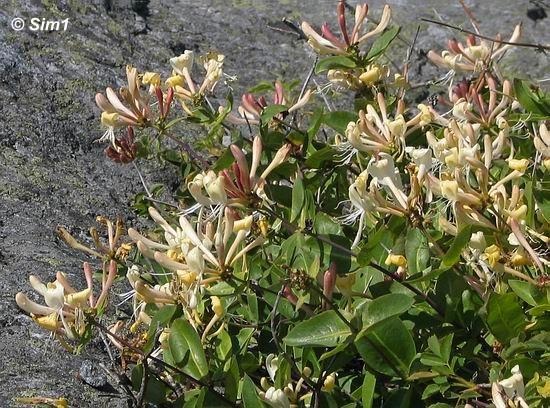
(170, 51), (194, 76)
(266, 354), (280, 382)
(450, 78), (513, 126)
(202, 295), (225, 342)
(301, 2), (391, 55)
(367, 153), (408, 210)
(142, 71), (161, 87)
(95, 66), (152, 146)
(322, 373), (337, 392)
(105, 126), (137, 163)
(199, 52), (225, 94)
(428, 25), (521, 73)
(359, 63), (388, 86)
(130, 207), (265, 307)
(15, 261), (116, 342)
(172, 52), (225, 114)
(327, 68), (363, 90)
(491, 365), (529, 408)
(226, 80), (313, 126)
(406, 147), (432, 182)
(337, 94), (435, 161)
(221, 137), (292, 205)
(187, 170), (228, 209)
(534, 123), (550, 170)
(339, 169), (378, 248)
(484, 244), (501, 268)
(260, 387), (290, 408)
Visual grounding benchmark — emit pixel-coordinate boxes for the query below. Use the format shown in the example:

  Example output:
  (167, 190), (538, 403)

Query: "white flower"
(262, 387), (290, 408)
(491, 365), (529, 408)
(367, 153), (408, 209)
(170, 51), (194, 75)
(266, 354), (279, 382)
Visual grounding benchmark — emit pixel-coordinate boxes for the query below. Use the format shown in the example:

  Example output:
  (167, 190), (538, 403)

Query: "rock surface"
(0, 0), (547, 406)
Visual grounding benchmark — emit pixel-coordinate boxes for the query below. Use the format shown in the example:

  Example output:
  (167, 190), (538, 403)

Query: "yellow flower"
(142, 72), (161, 86)
(101, 112), (120, 127)
(508, 159), (529, 173)
(359, 65), (384, 86)
(166, 75), (185, 88)
(33, 312), (60, 332)
(211, 296), (224, 317)
(385, 254), (407, 268)
(484, 245), (501, 268)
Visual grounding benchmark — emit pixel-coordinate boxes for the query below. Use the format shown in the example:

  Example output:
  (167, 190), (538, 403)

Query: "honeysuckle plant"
(15, 1), (550, 407)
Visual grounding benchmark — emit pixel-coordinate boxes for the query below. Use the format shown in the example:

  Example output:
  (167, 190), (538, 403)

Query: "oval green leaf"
(169, 318), (209, 379)
(283, 310), (352, 347)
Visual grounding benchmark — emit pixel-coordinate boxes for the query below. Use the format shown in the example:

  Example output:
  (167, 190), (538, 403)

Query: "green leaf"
(365, 26), (401, 61)
(314, 212), (343, 235)
(291, 176), (305, 223)
(212, 146), (236, 172)
(315, 56), (357, 74)
(260, 104), (288, 122)
(283, 310), (352, 347)
(440, 226), (472, 269)
(487, 293), (527, 344)
(405, 228), (430, 275)
(360, 293), (414, 334)
(242, 375), (266, 407)
(169, 318), (209, 379)
(362, 372), (376, 408)
(305, 146), (337, 168)
(355, 318), (416, 378)
(509, 280), (547, 307)
(323, 111), (358, 134)
(513, 79), (550, 115)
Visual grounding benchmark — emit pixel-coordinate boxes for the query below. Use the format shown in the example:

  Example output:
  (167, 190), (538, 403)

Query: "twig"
(142, 196), (179, 208)
(87, 317), (237, 407)
(133, 162), (152, 197)
(270, 287), (316, 392)
(421, 18), (550, 51)
(259, 207), (446, 318)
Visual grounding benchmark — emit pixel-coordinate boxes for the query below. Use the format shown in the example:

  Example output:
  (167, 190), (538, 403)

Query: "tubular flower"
(337, 95), (435, 162)
(172, 51), (225, 114)
(339, 169), (378, 248)
(491, 365), (529, 408)
(301, 2), (391, 55)
(129, 207), (265, 308)
(221, 137), (292, 205)
(449, 77), (513, 126)
(427, 25), (521, 73)
(95, 65), (152, 146)
(226, 80), (312, 126)
(15, 261), (117, 342)
(367, 153), (408, 210)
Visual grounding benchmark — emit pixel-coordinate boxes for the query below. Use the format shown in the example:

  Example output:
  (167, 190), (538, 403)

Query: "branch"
(421, 18), (550, 51)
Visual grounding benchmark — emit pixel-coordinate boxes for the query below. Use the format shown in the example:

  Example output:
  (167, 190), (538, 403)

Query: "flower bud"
(211, 296), (224, 317)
